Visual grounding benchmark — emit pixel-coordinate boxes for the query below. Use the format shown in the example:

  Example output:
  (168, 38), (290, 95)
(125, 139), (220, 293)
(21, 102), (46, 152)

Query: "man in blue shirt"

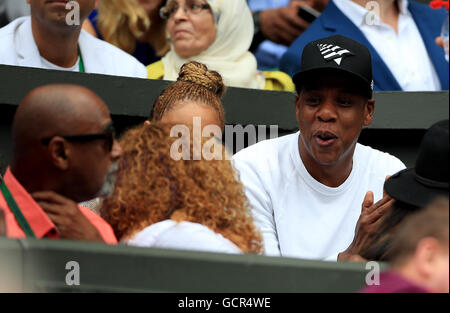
(249, 0), (328, 69)
(280, 0), (448, 91)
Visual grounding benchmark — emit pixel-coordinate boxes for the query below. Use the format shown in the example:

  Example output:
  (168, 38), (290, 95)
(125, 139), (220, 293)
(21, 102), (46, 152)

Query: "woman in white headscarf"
(147, 0), (294, 91)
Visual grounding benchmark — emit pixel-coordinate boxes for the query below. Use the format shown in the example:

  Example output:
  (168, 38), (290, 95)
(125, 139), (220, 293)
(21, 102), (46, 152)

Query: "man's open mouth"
(314, 131), (338, 147)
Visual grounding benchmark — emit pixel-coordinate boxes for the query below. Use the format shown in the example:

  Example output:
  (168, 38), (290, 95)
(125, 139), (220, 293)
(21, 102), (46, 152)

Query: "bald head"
(13, 84), (109, 152)
(10, 84), (119, 201)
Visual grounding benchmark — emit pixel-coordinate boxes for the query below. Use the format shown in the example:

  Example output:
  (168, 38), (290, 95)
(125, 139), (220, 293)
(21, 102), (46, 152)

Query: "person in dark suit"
(280, 0), (449, 91)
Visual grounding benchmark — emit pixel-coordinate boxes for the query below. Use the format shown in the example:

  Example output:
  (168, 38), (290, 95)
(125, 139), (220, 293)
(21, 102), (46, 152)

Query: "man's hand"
(338, 177), (395, 261)
(0, 208), (6, 236)
(32, 191), (104, 242)
(436, 36), (444, 49)
(259, 5), (310, 46)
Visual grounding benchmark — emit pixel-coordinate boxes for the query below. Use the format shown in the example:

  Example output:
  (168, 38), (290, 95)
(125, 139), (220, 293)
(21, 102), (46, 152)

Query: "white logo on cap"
(317, 44), (353, 65)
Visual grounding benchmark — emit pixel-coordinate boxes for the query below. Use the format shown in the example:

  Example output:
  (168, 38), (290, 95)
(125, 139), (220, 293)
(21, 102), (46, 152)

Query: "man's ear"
(144, 120), (151, 126)
(48, 137), (70, 171)
(414, 237), (441, 278)
(364, 99), (375, 127)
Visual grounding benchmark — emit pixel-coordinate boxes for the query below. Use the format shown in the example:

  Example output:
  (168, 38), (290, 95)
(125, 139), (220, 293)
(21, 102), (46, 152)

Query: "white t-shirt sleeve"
(386, 155), (407, 176)
(232, 154), (281, 256)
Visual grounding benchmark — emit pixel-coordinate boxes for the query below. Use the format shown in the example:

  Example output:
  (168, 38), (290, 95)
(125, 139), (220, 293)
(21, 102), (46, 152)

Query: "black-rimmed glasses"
(160, 0), (211, 19)
(41, 122), (116, 152)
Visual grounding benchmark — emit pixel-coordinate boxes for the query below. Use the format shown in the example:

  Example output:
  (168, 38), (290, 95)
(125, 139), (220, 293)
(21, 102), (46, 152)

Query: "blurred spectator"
(0, 1), (6, 28)
(357, 119), (449, 261)
(0, 84), (120, 243)
(84, 0), (169, 66)
(280, 0), (449, 91)
(81, 0), (98, 35)
(148, 0), (295, 91)
(149, 61), (226, 131)
(430, 0), (449, 55)
(101, 123), (263, 254)
(232, 35), (405, 261)
(0, 0), (30, 27)
(248, 0), (329, 70)
(361, 198), (449, 293)
(5, 0), (30, 20)
(0, 0), (147, 78)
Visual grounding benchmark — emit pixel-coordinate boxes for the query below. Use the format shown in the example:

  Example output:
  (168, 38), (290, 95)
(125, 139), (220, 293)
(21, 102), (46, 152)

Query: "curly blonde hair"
(97, 0), (168, 56)
(150, 61), (226, 130)
(101, 123), (263, 253)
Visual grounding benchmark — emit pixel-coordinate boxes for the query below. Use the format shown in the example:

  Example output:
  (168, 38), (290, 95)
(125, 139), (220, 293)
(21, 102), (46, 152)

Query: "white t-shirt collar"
(40, 55), (80, 72)
(289, 131), (358, 196)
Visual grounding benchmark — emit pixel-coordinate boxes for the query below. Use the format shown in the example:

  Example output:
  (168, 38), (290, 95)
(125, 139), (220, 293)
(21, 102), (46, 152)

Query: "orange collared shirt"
(0, 168), (117, 244)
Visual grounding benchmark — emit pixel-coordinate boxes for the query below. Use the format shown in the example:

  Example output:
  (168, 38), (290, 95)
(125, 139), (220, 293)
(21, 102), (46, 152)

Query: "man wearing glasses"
(0, 84), (120, 243)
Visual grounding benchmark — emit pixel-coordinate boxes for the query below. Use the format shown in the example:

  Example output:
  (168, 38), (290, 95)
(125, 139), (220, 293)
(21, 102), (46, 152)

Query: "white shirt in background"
(125, 220), (242, 254)
(0, 16), (147, 78)
(40, 55), (80, 72)
(232, 132), (406, 261)
(333, 0), (441, 91)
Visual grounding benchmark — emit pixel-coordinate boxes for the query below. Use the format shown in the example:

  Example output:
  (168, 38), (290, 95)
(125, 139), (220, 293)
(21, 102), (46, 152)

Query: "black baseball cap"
(293, 35), (374, 98)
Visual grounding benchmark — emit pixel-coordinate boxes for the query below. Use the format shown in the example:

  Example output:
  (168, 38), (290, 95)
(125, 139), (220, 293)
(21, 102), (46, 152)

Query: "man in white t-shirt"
(232, 35), (406, 261)
(0, 0), (147, 78)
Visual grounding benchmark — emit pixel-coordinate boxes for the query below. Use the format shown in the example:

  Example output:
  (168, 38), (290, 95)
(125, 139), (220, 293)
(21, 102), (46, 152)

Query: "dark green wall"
(0, 237), (386, 293)
(1, 65), (448, 172)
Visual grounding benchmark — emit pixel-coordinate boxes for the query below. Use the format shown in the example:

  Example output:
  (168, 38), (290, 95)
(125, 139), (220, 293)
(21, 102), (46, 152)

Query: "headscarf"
(162, 0), (266, 89)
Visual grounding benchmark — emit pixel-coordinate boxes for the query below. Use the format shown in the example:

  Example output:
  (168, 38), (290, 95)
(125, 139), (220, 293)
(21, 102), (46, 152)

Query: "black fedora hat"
(384, 120), (449, 208)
